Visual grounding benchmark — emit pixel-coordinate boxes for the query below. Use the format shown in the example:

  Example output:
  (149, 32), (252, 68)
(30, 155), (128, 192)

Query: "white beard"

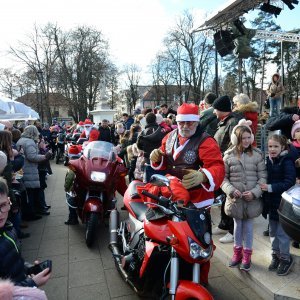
(178, 126), (197, 138)
(84, 126), (92, 138)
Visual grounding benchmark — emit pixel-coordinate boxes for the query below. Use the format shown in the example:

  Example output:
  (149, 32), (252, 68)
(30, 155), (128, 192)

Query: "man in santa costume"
(80, 119), (94, 139)
(150, 102), (225, 286)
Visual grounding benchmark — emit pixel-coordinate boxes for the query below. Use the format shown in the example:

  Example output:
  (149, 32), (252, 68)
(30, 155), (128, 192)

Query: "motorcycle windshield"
(83, 141), (116, 161)
(183, 208), (212, 247)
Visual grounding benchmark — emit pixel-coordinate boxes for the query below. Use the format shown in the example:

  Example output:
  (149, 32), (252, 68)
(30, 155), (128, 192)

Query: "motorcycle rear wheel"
(85, 212), (98, 247)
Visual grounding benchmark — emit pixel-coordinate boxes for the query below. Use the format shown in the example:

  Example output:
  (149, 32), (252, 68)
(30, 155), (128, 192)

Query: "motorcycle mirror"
(149, 174), (170, 187)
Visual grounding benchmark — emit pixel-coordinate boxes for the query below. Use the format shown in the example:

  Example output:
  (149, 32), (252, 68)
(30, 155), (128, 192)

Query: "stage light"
(260, 1), (282, 17)
(282, 0), (299, 10)
(213, 30), (235, 57)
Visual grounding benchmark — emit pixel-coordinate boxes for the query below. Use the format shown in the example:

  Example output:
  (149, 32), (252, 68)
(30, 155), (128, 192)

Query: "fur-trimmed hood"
(234, 101), (258, 113)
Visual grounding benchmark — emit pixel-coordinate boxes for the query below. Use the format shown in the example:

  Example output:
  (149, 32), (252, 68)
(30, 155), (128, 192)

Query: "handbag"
(264, 97), (270, 109)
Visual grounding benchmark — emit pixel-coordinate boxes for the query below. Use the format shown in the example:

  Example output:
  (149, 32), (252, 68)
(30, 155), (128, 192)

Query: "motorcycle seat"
(129, 202), (148, 222)
(128, 180), (146, 199)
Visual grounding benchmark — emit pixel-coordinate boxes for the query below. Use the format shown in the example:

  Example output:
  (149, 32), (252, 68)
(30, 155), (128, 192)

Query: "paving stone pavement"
(21, 163), (263, 300)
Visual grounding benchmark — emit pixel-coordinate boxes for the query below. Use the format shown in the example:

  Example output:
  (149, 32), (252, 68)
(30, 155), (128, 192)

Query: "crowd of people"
(0, 72), (299, 297)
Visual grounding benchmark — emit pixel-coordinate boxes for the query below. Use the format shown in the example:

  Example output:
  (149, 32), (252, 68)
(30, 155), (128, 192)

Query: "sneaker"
(268, 254), (280, 271)
(277, 257), (293, 276)
(212, 227), (228, 235)
(219, 232), (234, 244)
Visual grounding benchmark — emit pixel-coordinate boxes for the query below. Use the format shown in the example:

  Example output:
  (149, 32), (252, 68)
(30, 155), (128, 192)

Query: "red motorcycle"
(109, 174), (221, 299)
(68, 141), (127, 247)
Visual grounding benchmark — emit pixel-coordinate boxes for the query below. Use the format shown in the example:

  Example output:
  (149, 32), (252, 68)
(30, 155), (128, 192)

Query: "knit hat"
(232, 93), (250, 105)
(291, 120), (300, 139)
(156, 114), (164, 125)
(204, 92), (217, 105)
(212, 95), (232, 112)
(230, 119), (254, 146)
(0, 151), (7, 174)
(176, 103), (199, 122)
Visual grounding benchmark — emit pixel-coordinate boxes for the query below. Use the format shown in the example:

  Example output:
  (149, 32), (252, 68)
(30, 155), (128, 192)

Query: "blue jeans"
(233, 218), (253, 249)
(269, 219), (291, 260)
(269, 97), (281, 117)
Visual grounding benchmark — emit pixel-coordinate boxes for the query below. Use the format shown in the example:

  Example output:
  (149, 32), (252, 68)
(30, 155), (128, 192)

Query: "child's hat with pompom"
(291, 120), (300, 139)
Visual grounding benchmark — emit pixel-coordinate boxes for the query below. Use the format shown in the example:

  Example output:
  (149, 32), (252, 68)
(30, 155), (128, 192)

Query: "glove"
(182, 169), (207, 190)
(270, 93), (275, 97)
(149, 149), (164, 163)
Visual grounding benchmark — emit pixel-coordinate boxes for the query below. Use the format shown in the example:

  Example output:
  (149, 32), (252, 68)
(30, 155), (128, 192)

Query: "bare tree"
(52, 25), (114, 121)
(10, 23), (59, 122)
(124, 64), (141, 113)
(163, 11), (214, 104)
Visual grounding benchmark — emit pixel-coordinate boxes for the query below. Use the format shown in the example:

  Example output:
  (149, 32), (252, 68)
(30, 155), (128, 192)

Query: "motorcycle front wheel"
(85, 212), (98, 247)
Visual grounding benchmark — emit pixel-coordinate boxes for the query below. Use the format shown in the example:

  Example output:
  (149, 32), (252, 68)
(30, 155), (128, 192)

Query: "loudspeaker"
(214, 30), (235, 57)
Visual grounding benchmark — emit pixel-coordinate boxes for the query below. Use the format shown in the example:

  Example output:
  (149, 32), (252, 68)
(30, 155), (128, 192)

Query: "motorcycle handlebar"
(141, 190), (170, 207)
(141, 190), (160, 201)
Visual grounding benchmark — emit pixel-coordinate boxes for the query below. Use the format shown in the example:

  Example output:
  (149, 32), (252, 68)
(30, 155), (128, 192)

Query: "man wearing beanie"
(212, 95), (243, 243)
(200, 92), (218, 136)
(149, 103), (225, 285)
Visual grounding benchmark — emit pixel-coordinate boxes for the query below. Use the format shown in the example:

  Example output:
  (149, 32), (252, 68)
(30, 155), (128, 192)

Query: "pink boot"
(229, 246), (243, 268)
(240, 248), (252, 271)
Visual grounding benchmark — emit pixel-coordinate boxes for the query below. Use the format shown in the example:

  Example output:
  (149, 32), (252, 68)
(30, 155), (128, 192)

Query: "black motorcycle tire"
(85, 212), (98, 247)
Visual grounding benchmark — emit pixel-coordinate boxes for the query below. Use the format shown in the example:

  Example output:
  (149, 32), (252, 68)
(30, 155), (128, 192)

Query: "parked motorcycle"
(109, 174), (221, 299)
(68, 141), (127, 247)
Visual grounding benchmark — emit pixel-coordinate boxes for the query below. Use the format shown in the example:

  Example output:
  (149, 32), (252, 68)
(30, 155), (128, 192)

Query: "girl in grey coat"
(16, 125), (51, 220)
(221, 119), (267, 272)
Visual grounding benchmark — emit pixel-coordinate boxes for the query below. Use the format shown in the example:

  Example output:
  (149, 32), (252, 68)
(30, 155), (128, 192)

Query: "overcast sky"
(0, 0), (299, 85)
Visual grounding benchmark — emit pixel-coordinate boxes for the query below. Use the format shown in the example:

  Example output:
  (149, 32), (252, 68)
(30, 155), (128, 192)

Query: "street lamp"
(36, 70), (44, 122)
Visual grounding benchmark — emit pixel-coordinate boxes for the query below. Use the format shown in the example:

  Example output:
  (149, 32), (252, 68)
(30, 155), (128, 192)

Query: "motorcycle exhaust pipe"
(109, 209), (119, 246)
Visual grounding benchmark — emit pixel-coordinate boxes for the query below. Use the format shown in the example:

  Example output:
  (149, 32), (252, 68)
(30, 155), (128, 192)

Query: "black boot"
(64, 219), (79, 225)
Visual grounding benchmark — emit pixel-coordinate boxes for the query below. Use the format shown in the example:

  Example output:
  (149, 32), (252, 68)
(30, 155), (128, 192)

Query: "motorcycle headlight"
(188, 237), (212, 260)
(91, 171), (106, 182)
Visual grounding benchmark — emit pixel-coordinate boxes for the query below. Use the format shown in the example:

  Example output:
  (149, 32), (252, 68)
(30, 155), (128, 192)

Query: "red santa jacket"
(151, 127), (225, 208)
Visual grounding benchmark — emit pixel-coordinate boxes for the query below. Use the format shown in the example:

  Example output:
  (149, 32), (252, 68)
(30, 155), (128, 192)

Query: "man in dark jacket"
(122, 113), (134, 130)
(0, 180), (51, 287)
(266, 106), (300, 140)
(98, 119), (113, 143)
(212, 95), (242, 243)
(160, 103), (177, 118)
(136, 112), (166, 182)
(200, 92), (218, 136)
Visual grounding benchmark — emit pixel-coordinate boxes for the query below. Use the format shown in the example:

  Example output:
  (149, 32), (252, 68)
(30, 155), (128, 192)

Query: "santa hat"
(68, 145), (80, 158)
(78, 121), (84, 126)
(176, 103), (199, 122)
(291, 120), (300, 139)
(84, 119), (93, 126)
(230, 119), (254, 146)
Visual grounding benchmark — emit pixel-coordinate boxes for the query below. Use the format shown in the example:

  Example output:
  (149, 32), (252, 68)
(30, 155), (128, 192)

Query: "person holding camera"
(0, 179), (51, 287)
(267, 73), (285, 117)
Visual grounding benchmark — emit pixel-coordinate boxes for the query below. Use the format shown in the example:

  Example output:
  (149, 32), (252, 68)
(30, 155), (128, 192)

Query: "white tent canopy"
(0, 96), (40, 120)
